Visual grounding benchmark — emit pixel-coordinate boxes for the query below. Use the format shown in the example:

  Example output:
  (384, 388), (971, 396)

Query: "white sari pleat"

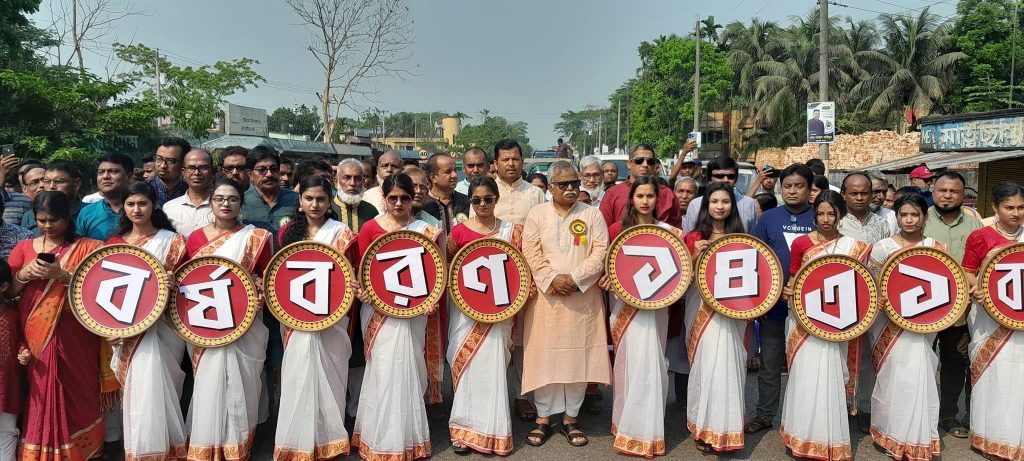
(610, 297), (669, 456)
(969, 303), (1024, 457)
(274, 219), (353, 459)
(684, 288), (746, 451)
(113, 229), (188, 459)
(188, 225), (268, 456)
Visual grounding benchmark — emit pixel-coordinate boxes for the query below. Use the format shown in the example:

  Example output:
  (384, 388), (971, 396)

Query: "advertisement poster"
(807, 101), (835, 144)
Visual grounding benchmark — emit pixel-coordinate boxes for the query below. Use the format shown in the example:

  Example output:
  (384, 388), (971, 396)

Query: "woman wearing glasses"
(596, 176), (681, 457)
(10, 191), (104, 461)
(351, 172), (444, 460)
(679, 183), (748, 453)
(274, 176), (357, 459)
(182, 178), (273, 460)
(780, 190), (870, 461)
(962, 181), (1024, 459)
(105, 182), (189, 461)
(445, 177), (526, 456)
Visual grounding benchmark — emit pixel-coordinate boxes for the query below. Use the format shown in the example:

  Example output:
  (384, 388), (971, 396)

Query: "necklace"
(994, 223), (1023, 240)
(476, 217), (498, 234)
(386, 213), (410, 231)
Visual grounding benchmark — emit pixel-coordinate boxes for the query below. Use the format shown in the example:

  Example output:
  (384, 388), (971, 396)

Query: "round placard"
(448, 238), (532, 323)
(979, 242), (1024, 331)
(605, 225), (691, 310)
(695, 234), (783, 319)
(359, 230), (447, 318)
(168, 256), (260, 347)
(878, 246), (969, 333)
(264, 241), (356, 331)
(791, 254), (879, 341)
(68, 244), (169, 338)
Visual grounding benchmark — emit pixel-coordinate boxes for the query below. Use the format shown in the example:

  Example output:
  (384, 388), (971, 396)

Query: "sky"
(33, 0), (958, 150)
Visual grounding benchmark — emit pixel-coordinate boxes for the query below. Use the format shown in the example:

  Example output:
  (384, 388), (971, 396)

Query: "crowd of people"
(0, 135), (1022, 461)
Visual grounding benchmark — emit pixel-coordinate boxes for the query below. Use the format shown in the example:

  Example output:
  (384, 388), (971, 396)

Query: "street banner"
(807, 101), (836, 144)
(68, 244), (169, 338)
(978, 243), (1024, 331)
(696, 234), (783, 320)
(605, 224), (691, 310)
(791, 254), (879, 341)
(169, 256), (260, 347)
(360, 230), (447, 318)
(878, 246), (969, 333)
(264, 241), (355, 331)
(449, 238), (532, 323)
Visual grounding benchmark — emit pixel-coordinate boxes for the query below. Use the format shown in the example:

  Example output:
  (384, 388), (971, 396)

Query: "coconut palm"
(701, 16), (724, 43)
(850, 8), (966, 129)
(720, 19), (782, 104)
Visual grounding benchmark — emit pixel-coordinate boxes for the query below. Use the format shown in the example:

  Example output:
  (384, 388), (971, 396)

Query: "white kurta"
(352, 220), (434, 460)
(866, 237), (941, 461)
(274, 220), (355, 460)
(113, 230), (188, 460)
(187, 225), (269, 459)
(447, 222), (515, 455)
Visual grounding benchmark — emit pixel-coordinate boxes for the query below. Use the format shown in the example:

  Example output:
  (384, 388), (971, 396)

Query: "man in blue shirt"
(744, 163), (816, 434)
(22, 161), (84, 235)
(148, 136), (190, 207)
(77, 153), (133, 241)
(240, 145), (298, 238)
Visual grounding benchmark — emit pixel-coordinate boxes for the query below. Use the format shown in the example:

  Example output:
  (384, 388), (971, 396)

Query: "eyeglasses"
(41, 178), (72, 187)
(222, 165), (247, 173)
(632, 157), (658, 166)
(184, 165), (212, 174)
(470, 196), (497, 205)
(340, 174), (364, 183)
(582, 173), (602, 180)
(711, 173), (738, 180)
(154, 156), (180, 166)
(552, 179), (582, 190)
(211, 196), (241, 205)
(386, 195), (413, 205)
(252, 167), (280, 176)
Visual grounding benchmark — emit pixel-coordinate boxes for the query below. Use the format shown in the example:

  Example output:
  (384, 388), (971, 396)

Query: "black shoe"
(857, 412), (871, 434)
(743, 415), (773, 434)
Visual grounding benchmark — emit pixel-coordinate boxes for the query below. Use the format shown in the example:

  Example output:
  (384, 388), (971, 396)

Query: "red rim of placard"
(359, 230), (447, 318)
(264, 241), (355, 331)
(791, 254), (879, 342)
(605, 224), (691, 310)
(448, 238), (532, 323)
(68, 244), (169, 338)
(168, 256), (260, 347)
(695, 233), (783, 320)
(878, 245), (969, 334)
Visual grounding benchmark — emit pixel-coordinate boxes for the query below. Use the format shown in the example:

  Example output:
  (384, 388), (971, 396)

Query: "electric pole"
(616, 99), (621, 154)
(818, 0), (830, 166)
(694, 15), (701, 158)
(1010, 0), (1019, 108)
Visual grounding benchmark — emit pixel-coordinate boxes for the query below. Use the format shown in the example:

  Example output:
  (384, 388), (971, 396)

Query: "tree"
(553, 106), (614, 155)
(950, 0), (1024, 111)
(720, 19), (781, 105)
(628, 35), (733, 157)
(700, 16), (723, 44)
(286, 0), (413, 143)
(114, 43), (264, 139)
(0, 0), (54, 71)
(267, 104), (322, 138)
(45, 0), (142, 72)
(851, 8), (966, 129)
(453, 111), (531, 156)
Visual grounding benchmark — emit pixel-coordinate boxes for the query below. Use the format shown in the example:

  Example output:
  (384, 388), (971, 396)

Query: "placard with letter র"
(360, 230), (447, 318)
(978, 243), (1024, 331)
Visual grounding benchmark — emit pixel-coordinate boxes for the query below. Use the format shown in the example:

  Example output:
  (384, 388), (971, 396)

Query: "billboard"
(807, 101), (835, 144)
(225, 103), (268, 137)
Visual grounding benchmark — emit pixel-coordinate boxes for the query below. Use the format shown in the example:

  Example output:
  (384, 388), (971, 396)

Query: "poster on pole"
(807, 102), (835, 144)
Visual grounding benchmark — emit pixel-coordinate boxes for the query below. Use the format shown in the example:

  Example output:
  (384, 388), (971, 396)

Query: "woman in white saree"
(962, 181), (1024, 460)
(107, 181), (189, 460)
(183, 179), (273, 460)
(350, 173), (444, 461)
(597, 177), (684, 457)
(273, 176), (357, 460)
(865, 193), (945, 461)
(780, 191), (870, 461)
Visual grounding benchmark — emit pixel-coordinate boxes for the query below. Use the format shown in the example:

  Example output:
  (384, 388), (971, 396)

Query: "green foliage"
(267, 104), (322, 138)
(114, 43), (265, 140)
(553, 106), (615, 156)
(454, 111), (532, 156)
(628, 35), (733, 157)
(950, 0), (1024, 111)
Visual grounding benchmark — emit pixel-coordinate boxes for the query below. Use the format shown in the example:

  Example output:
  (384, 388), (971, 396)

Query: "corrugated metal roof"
(864, 150), (1024, 172)
(200, 135), (336, 155)
(332, 143), (372, 157)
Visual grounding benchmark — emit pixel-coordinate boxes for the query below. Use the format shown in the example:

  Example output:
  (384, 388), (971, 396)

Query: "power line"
(828, 1), (892, 16)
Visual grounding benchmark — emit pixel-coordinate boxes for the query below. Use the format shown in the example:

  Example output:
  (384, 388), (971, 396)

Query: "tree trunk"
(321, 72), (332, 142)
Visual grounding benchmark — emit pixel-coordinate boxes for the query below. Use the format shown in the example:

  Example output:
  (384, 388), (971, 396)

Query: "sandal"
(695, 440), (712, 452)
(743, 416), (773, 434)
(451, 442), (471, 455)
(526, 423), (553, 447)
(560, 422), (589, 447)
(939, 418), (968, 438)
(515, 398), (537, 422)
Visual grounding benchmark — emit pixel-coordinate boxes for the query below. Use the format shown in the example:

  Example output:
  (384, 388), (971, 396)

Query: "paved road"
(246, 369), (984, 460)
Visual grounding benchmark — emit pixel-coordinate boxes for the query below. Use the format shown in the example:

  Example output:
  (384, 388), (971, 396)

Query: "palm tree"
(850, 8), (966, 130)
(720, 19), (782, 105)
(701, 16), (724, 44)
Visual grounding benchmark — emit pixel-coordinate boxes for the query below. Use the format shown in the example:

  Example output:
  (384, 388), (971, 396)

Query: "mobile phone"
(687, 132), (702, 148)
(37, 253), (56, 263)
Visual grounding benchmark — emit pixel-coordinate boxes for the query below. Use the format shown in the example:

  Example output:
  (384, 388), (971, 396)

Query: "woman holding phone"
(9, 191), (106, 460)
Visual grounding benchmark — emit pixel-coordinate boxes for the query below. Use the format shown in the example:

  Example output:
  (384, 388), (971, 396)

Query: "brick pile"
(752, 131), (921, 171)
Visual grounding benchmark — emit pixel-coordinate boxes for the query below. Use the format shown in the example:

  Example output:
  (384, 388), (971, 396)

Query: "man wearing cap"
(909, 164), (935, 207)
(747, 164), (782, 203)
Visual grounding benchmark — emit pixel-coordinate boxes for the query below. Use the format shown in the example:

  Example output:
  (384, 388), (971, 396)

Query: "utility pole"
(1011, 0), (1019, 108)
(616, 99), (621, 154)
(818, 0), (830, 166)
(599, 115), (604, 154)
(155, 48), (162, 108)
(694, 14), (701, 159)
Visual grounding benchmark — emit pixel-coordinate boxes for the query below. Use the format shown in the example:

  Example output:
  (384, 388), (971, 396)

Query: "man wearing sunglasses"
(598, 144), (680, 227)
(239, 145), (298, 234)
(681, 156), (759, 233)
